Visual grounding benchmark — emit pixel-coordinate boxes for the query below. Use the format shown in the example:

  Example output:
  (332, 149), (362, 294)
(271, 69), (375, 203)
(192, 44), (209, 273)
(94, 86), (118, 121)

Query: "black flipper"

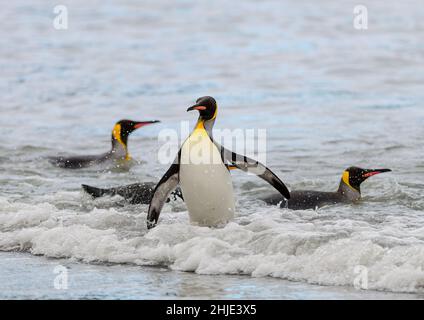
(214, 142), (291, 200)
(82, 184), (110, 198)
(147, 162), (180, 229)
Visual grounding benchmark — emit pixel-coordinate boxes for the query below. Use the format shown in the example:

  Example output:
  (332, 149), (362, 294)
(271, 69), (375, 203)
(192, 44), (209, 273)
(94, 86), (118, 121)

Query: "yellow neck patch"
(112, 124), (126, 147)
(342, 171), (355, 190)
(192, 120), (209, 139)
(195, 120), (205, 130)
(112, 124), (130, 160)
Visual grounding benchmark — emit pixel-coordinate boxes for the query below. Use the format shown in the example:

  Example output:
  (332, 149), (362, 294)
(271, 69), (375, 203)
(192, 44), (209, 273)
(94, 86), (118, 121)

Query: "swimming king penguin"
(262, 167), (391, 210)
(146, 96), (290, 229)
(81, 182), (183, 205)
(49, 119), (159, 169)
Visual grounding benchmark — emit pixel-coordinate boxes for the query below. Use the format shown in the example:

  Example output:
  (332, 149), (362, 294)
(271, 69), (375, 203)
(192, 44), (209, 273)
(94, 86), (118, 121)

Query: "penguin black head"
(342, 166), (392, 192)
(187, 96), (217, 121)
(112, 119), (160, 146)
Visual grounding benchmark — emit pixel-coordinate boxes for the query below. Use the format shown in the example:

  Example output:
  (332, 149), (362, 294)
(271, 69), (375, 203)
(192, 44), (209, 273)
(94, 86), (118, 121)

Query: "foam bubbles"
(1, 195), (423, 293)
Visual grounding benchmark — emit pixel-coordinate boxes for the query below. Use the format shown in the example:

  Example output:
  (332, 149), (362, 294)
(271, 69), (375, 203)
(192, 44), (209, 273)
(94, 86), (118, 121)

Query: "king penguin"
(81, 182), (183, 205)
(262, 166), (391, 210)
(146, 96), (290, 229)
(48, 119), (159, 169)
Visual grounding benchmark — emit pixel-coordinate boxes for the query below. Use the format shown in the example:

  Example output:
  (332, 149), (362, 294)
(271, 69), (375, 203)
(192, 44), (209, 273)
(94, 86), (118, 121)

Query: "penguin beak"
(362, 169), (392, 178)
(133, 120), (160, 129)
(187, 105), (207, 112)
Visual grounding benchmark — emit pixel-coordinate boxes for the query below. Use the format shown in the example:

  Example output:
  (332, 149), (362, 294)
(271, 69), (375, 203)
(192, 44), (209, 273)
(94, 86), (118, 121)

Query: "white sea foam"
(1, 195), (423, 294)
(1, 0), (424, 299)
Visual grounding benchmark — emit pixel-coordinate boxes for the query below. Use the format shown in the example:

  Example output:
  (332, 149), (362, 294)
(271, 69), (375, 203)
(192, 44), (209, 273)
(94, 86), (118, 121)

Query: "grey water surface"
(0, 0), (423, 299)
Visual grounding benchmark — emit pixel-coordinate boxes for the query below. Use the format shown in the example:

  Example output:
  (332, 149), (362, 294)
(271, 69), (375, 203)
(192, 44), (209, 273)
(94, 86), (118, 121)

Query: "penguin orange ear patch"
(112, 124), (127, 148)
(342, 171), (355, 190)
(112, 124), (121, 140)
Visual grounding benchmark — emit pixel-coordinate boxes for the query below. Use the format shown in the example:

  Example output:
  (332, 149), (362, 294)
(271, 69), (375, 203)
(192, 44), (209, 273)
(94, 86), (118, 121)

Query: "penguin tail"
(81, 184), (110, 198)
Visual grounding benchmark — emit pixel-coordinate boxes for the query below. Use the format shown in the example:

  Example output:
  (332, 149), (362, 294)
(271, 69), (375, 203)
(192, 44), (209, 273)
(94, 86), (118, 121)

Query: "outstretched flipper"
(147, 162), (180, 229)
(215, 142), (291, 200)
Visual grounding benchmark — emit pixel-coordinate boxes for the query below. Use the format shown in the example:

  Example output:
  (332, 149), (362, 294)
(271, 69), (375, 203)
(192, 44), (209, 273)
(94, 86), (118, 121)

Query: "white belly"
(179, 128), (235, 226)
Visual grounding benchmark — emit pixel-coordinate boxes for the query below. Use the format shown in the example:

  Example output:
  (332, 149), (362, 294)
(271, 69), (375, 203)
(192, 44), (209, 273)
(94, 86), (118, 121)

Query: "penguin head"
(342, 167), (392, 192)
(187, 96), (217, 121)
(112, 119), (160, 146)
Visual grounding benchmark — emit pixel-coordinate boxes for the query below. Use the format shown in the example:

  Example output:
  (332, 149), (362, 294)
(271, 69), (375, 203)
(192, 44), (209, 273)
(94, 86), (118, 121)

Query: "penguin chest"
(179, 129), (235, 226)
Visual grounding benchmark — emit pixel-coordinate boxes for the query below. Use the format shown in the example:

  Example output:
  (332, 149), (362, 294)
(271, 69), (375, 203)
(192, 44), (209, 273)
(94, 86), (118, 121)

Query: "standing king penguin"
(49, 119), (159, 169)
(262, 167), (391, 210)
(147, 96), (290, 229)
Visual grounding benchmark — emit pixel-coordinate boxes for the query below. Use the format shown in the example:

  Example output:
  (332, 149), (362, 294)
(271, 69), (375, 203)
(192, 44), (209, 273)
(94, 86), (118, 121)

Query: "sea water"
(0, 0), (423, 299)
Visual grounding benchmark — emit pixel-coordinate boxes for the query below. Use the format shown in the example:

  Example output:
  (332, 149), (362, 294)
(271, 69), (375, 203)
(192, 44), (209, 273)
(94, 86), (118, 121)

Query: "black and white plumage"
(146, 96), (290, 229)
(48, 119), (159, 169)
(81, 182), (183, 205)
(262, 167), (391, 210)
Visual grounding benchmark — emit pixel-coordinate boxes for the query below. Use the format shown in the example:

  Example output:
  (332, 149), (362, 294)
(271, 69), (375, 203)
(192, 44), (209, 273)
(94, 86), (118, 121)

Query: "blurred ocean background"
(0, 0), (423, 299)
